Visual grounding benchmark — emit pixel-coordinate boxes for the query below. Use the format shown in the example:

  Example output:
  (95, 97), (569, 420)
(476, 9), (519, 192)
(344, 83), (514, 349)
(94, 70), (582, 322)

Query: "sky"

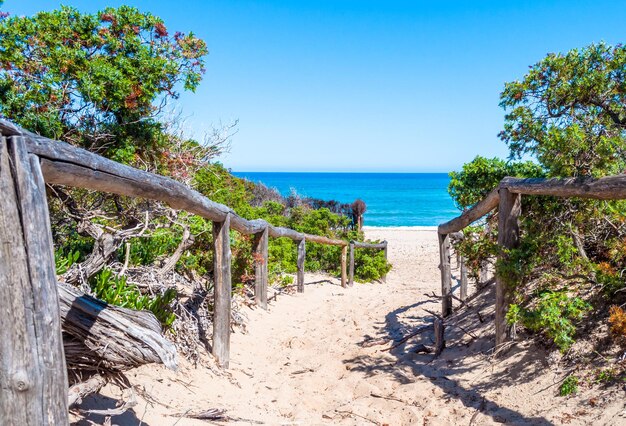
(4, 1), (626, 172)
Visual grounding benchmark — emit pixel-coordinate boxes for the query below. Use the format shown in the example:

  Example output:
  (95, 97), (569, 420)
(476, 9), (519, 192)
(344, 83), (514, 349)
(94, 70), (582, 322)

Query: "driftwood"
(68, 374), (107, 408)
(58, 282), (177, 372)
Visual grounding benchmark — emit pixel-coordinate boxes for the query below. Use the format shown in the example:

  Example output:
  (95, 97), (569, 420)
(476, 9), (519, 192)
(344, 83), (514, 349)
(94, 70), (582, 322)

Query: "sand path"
(79, 229), (622, 425)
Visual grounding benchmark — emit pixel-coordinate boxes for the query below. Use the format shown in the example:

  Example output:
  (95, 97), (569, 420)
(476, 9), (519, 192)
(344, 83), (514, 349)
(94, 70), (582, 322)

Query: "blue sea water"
(232, 172), (459, 227)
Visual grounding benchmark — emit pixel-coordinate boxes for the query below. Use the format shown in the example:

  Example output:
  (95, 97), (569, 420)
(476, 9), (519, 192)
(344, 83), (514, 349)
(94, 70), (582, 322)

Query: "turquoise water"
(232, 172), (459, 227)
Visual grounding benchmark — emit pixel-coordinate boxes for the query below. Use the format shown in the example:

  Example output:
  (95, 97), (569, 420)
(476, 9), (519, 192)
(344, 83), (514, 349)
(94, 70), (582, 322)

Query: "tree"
(451, 42), (626, 351)
(0, 6), (207, 164)
(499, 42), (626, 177)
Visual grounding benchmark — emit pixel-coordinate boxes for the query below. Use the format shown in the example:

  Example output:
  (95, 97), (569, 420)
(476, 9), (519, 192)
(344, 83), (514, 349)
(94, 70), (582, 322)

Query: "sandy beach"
(75, 228), (626, 425)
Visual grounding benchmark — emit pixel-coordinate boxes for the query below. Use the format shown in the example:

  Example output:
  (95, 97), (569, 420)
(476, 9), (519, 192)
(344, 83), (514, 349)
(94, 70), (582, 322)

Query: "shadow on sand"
(344, 269), (555, 425)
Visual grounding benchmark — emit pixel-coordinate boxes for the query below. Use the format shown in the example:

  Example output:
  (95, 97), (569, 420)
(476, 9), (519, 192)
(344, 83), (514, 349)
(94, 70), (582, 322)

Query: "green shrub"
(508, 291), (591, 351)
(559, 375), (579, 396)
(90, 268), (177, 328)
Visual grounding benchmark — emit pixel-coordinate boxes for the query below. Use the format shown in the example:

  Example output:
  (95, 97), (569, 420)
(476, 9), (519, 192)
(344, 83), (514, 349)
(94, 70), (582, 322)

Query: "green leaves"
(448, 156), (544, 209)
(500, 42), (626, 177)
(0, 6), (207, 159)
(90, 268), (177, 328)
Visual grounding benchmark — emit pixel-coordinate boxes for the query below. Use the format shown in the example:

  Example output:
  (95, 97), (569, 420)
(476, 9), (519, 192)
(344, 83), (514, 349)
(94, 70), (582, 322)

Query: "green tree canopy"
(0, 6), (207, 162)
(499, 42), (626, 177)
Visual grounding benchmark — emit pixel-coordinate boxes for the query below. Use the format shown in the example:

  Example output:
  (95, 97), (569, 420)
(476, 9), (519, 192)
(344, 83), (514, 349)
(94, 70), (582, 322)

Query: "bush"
(508, 291), (591, 351)
(90, 268), (177, 328)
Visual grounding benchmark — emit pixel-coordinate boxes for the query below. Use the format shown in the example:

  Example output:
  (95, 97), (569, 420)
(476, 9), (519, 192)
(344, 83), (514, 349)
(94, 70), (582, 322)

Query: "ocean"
(232, 172), (460, 227)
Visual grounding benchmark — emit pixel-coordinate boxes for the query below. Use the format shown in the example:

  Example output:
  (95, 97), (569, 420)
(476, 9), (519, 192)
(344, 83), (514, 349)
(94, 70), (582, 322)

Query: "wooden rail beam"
(253, 227), (269, 310)
(212, 214), (232, 368)
(501, 175), (626, 199)
(495, 188), (521, 347)
(438, 189), (499, 235)
(0, 136), (68, 424)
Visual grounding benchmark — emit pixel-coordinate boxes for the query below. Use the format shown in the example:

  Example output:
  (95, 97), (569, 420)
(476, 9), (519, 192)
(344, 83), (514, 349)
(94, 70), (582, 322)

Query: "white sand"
(74, 229), (626, 425)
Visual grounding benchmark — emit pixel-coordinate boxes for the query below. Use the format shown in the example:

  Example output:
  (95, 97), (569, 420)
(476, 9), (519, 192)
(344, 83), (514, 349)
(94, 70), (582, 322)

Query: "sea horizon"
(233, 172), (459, 227)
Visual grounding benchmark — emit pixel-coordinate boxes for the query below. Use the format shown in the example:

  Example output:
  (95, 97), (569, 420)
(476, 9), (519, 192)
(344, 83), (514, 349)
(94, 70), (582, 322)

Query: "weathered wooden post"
(434, 318), (445, 356)
(460, 257), (468, 301)
(253, 227), (268, 309)
(297, 239), (305, 293)
(495, 188), (521, 346)
(212, 213), (232, 368)
(348, 241), (355, 286)
(382, 240), (388, 283)
(438, 233), (452, 317)
(0, 136), (69, 424)
(479, 222), (491, 287)
(341, 245), (348, 288)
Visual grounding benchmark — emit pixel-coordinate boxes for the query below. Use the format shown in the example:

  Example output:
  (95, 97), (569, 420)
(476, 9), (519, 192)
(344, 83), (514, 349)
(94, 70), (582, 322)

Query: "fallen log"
(58, 282), (177, 373)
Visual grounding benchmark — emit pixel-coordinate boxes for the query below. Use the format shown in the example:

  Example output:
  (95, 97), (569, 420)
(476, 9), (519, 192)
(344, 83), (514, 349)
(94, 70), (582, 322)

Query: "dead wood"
(58, 282), (177, 373)
(68, 374), (107, 408)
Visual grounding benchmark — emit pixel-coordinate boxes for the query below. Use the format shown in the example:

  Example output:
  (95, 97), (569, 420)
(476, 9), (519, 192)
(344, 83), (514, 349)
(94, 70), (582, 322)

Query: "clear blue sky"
(4, 1), (626, 172)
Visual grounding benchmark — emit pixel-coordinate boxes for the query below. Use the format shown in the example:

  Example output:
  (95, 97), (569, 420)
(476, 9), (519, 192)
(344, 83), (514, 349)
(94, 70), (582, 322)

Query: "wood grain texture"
(297, 239), (306, 293)
(438, 189), (499, 235)
(495, 188), (521, 347)
(58, 282), (177, 372)
(460, 257), (468, 301)
(0, 136), (68, 425)
(212, 215), (232, 368)
(501, 175), (626, 199)
(438, 233), (452, 317)
(253, 227), (269, 310)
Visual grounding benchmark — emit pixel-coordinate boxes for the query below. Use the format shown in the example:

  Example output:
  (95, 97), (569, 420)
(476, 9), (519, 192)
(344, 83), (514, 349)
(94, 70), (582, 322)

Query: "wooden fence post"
(496, 188), (521, 347)
(253, 227), (268, 310)
(382, 241), (388, 283)
(460, 257), (468, 301)
(341, 245), (347, 288)
(434, 318), (445, 356)
(212, 213), (232, 368)
(438, 233), (452, 317)
(348, 241), (355, 286)
(297, 239), (305, 293)
(0, 136), (68, 424)
(479, 222), (491, 287)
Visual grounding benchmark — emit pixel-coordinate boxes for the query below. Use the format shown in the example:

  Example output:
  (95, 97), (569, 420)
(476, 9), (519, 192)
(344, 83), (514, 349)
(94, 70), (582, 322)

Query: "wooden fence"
(0, 120), (387, 424)
(437, 175), (626, 348)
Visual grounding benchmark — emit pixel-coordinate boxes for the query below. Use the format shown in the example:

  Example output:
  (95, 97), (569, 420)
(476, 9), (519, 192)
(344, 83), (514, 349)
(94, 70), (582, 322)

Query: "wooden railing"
(0, 119), (387, 424)
(437, 174), (626, 349)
